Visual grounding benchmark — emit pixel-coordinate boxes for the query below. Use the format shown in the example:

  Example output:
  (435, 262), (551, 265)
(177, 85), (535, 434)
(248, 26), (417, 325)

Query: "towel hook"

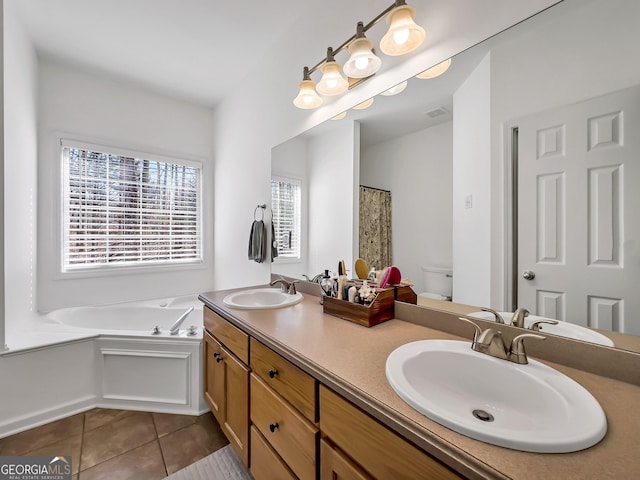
(254, 204), (266, 221)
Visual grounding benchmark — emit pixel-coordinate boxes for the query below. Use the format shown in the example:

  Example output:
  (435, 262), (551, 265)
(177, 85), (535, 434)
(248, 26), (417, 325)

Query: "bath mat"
(164, 445), (252, 480)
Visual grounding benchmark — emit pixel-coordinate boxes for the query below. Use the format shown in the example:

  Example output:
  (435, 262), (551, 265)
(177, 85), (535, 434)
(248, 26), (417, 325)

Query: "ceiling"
(9, 0), (319, 106)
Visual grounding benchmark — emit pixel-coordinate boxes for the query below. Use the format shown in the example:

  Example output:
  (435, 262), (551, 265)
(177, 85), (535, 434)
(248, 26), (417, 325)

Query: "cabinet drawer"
(250, 425), (297, 480)
(250, 338), (317, 422)
(251, 374), (318, 480)
(320, 386), (462, 480)
(204, 306), (249, 364)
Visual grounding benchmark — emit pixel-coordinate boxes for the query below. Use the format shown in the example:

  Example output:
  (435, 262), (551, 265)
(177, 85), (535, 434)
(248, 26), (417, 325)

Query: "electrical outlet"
(465, 194), (473, 209)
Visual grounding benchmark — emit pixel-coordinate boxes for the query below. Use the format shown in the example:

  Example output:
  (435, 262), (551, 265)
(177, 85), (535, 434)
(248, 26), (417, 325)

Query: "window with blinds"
(61, 141), (202, 272)
(271, 176), (301, 259)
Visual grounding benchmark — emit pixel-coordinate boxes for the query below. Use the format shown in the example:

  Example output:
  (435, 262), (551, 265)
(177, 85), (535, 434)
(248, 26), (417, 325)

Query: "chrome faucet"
(480, 307), (505, 324)
(511, 308), (530, 328)
(169, 307), (194, 335)
(302, 273), (323, 283)
(270, 278), (298, 294)
(459, 317), (545, 364)
(528, 318), (559, 332)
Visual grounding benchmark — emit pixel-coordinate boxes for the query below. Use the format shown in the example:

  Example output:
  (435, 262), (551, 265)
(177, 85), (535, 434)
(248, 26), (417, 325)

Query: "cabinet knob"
(213, 352), (220, 357)
(269, 422), (279, 433)
(213, 352), (223, 363)
(268, 369), (278, 379)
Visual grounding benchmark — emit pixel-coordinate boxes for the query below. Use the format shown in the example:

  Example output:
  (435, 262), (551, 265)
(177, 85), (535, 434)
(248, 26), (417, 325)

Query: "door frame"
(503, 122), (520, 312)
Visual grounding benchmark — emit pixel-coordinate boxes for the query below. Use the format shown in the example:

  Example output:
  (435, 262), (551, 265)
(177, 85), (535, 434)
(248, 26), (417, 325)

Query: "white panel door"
(516, 85), (640, 335)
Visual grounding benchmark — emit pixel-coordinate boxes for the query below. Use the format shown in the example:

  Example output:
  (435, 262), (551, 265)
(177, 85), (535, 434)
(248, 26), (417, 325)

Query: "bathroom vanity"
(200, 287), (640, 479)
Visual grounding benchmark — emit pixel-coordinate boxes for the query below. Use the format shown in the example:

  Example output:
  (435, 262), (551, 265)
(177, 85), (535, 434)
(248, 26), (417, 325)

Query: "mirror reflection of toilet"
(418, 266), (453, 301)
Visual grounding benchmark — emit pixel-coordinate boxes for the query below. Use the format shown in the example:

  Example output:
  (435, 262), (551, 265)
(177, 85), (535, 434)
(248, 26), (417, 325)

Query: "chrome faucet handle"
(480, 307), (505, 324)
(511, 308), (530, 328)
(528, 319), (559, 332)
(269, 278), (290, 293)
(458, 317), (482, 344)
(508, 333), (545, 364)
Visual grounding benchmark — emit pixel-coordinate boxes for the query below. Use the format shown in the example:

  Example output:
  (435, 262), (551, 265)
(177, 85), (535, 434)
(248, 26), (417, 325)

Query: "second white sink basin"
(386, 339), (607, 453)
(469, 311), (615, 347)
(223, 288), (303, 310)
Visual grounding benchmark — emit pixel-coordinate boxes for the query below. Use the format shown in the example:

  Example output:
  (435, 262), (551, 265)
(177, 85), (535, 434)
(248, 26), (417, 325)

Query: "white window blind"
(61, 141), (202, 271)
(271, 176), (301, 259)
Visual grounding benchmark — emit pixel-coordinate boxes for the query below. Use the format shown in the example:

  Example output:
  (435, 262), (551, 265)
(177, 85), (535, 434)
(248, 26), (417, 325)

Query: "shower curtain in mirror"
(359, 186), (392, 270)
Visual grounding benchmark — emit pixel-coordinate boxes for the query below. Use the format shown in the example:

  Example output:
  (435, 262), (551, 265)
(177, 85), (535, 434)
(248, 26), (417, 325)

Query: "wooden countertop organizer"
(322, 285), (417, 327)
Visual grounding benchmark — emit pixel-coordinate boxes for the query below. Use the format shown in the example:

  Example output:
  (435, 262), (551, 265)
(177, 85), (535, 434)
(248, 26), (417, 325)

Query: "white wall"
(488, 0), (640, 309)
(37, 61), (215, 312)
(0, 0), (5, 351)
(271, 136), (309, 278)
(452, 53), (491, 306)
(307, 121), (359, 276)
(3, 1), (37, 330)
(361, 122), (453, 293)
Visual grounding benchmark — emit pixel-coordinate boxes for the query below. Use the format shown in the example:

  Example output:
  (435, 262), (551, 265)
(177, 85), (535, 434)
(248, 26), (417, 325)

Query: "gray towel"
(271, 222), (278, 261)
(248, 220), (267, 263)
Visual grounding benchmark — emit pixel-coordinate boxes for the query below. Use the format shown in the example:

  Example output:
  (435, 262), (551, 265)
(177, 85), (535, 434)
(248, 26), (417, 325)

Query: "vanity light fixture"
(316, 48), (349, 96)
(353, 98), (374, 110)
(381, 80), (408, 96)
(379, 0), (426, 56)
(293, 0), (426, 109)
(343, 22), (383, 79)
(416, 58), (452, 79)
(331, 111), (348, 120)
(293, 67), (323, 109)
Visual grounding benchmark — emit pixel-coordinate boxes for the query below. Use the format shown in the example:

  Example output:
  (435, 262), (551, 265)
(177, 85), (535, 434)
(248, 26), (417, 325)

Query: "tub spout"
(170, 307), (194, 335)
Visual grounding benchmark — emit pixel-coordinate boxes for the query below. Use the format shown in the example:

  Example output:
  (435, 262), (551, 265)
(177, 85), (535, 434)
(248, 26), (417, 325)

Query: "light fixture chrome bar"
(305, 1), (400, 76)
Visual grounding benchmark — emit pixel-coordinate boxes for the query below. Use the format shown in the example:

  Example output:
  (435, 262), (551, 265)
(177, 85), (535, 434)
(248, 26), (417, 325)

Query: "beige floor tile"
(158, 418), (228, 474)
(84, 408), (136, 432)
(151, 412), (197, 438)
(80, 411), (156, 471)
(79, 440), (166, 480)
(0, 413), (84, 456)
(24, 433), (83, 475)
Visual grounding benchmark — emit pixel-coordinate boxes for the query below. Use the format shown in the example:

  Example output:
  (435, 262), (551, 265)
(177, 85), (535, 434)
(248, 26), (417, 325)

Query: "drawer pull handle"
(213, 352), (220, 358)
(269, 422), (279, 433)
(268, 369), (278, 378)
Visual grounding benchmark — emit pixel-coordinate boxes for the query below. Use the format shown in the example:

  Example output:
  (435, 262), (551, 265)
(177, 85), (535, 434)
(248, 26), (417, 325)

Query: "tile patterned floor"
(0, 409), (229, 480)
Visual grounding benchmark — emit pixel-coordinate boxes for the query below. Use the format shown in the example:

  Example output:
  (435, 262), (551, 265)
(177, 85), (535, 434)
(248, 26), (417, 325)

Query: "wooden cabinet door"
(204, 331), (225, 423)
(222, 346), (249, 466)
(204, 330), (249, 466)
(321, 439), (372, 480)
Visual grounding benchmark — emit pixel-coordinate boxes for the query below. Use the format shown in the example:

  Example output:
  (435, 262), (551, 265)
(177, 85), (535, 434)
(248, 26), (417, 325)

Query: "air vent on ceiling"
(424, 107), (448, 118)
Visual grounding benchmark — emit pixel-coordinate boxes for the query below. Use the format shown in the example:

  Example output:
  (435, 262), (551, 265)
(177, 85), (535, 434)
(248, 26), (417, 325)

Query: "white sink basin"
(469, 311), (614, 347)
(386, 339), (607, 453)
(223, 288), (303, 310)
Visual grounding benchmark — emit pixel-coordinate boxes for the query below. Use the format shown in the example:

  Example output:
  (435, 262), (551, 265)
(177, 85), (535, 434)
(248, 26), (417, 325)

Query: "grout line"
(150, 413), (169, 476)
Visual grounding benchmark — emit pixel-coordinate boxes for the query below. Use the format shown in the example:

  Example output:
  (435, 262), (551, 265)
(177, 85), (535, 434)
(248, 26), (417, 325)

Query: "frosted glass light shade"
(381, 80), (408, 96)
(331, 111), (347, 120)
(316, 61), (349, 96)
(380, 5), (425, 56)
(353, 98), (374, 110)
(293, 79), (322, 109)
(416, 58), (452, 79)
(343, 37), (382, 78)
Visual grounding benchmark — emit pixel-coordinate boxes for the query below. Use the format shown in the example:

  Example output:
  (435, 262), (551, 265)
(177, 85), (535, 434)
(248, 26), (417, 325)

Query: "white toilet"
(418, 266), (453, 301)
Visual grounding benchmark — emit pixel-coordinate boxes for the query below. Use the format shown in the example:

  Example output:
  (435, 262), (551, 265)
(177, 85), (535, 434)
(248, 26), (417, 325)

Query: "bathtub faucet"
(170, 307), (194, 335)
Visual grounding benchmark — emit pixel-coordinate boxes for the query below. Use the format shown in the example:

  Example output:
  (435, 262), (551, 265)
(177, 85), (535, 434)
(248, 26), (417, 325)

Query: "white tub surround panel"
(0, 340), (98, 438)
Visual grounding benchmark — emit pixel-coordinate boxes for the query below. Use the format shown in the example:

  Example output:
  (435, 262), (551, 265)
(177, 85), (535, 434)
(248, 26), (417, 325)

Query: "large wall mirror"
(271, 0), (640, 353)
